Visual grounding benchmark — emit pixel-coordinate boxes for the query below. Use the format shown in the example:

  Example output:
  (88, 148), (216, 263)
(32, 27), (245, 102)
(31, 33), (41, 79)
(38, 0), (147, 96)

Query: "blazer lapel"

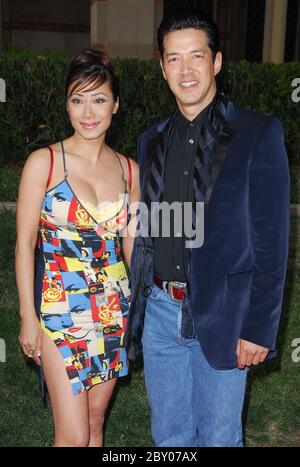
(144, 112), (177, 207)
(142, 102), (237, 209)
(204, 102), (238, 207)
(143, 132), (163, 204)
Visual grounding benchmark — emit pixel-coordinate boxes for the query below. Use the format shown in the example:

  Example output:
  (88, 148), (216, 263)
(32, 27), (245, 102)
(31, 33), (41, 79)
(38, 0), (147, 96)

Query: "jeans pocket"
(149, 284), (165, 301)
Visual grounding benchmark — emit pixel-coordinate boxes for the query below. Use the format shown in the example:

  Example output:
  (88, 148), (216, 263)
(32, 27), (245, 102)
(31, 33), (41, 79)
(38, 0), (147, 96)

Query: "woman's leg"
(41, 332), (90, 447)
(87, 378), (118, 447)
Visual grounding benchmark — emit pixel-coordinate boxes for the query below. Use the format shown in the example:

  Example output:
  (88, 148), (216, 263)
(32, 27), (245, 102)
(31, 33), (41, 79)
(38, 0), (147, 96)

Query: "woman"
(15, 49), (139, 447)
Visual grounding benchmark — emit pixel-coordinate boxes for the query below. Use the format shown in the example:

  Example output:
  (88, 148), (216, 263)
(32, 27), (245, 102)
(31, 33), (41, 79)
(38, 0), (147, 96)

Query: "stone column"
(263, 0), (288, 63)
(90, 0), (108, 51)
(90, 0), (159, 59)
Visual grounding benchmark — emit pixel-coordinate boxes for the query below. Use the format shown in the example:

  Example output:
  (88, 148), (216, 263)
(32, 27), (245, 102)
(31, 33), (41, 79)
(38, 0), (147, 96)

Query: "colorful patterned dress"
(34, 142), (131, 395)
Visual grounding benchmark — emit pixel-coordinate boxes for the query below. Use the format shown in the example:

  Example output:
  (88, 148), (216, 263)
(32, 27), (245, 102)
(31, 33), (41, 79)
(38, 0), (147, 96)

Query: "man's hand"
(236, 339), (269, 369)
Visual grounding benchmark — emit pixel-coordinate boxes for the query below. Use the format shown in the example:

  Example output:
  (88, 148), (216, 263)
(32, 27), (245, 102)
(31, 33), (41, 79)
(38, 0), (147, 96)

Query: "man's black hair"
(157, 9), (220, 61)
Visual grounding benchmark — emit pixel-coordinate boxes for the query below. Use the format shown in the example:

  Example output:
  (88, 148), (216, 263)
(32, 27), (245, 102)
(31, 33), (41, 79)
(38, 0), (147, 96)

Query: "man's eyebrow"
(189, 49), (205, 54)
(165, 49), (205, 57)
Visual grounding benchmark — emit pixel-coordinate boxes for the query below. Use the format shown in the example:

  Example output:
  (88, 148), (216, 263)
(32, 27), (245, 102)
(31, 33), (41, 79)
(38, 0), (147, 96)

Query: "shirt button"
(184, 170), (189, 176)
(190, 122), (195, 127)
(189, 139), (194, 144)
(176, 265), (181, 270)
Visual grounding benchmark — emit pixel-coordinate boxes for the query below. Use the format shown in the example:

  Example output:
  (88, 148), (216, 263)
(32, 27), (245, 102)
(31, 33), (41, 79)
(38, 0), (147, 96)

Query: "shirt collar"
(175, 98), (215, 141)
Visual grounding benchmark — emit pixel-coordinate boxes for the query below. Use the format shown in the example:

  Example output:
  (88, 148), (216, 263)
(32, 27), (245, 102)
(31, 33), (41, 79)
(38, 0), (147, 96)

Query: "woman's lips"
(80, 122), (100, 130)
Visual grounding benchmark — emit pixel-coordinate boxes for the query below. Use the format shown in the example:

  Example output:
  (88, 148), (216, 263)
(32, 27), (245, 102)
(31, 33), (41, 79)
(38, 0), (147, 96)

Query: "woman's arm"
(122, 158), (140, 270)
(15, 148), (51, 365)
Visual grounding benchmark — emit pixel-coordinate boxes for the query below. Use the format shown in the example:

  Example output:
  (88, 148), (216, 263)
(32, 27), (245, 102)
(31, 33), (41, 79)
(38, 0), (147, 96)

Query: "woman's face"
(67, 80), (118, 140)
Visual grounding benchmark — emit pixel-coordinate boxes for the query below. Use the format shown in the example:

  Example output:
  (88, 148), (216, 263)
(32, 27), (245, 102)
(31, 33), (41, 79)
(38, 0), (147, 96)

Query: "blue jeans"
(142, 284), (248, 447)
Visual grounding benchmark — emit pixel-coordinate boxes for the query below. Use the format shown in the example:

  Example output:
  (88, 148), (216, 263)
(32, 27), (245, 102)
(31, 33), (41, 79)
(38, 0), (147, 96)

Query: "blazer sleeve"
(240, 117), (290, 350)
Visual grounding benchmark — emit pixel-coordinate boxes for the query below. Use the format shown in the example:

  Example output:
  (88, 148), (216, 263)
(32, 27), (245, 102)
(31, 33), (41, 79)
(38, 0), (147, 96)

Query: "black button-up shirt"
(153, 104), (210, 282)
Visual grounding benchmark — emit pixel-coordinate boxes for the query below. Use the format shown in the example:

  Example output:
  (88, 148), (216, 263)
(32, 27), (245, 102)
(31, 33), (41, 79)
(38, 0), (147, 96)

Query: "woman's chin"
(75, 129), (105, 141)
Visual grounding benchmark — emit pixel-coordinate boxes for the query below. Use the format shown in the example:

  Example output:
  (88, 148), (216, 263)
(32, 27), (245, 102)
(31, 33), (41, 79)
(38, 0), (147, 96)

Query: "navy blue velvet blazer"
(125, 100), (290, 369)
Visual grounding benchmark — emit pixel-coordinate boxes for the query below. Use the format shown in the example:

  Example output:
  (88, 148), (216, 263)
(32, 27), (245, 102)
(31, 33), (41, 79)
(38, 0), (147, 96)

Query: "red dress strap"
(126, 157), (132, 191)
(46, 146), (54, 189)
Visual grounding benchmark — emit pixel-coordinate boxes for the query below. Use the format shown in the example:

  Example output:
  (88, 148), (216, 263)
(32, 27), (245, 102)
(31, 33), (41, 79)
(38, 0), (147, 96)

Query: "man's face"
(160, 28), (222, 119)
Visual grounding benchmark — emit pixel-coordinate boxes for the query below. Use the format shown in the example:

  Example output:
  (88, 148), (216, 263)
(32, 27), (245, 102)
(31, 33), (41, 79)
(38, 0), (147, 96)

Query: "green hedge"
(0, 49), (299, 167)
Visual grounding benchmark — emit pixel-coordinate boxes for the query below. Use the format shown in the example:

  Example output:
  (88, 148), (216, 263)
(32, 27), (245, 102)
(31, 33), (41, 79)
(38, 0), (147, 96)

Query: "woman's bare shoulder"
(116, 154), (139, 195)
(117, 153), (139, 171)
(26, 139), (65, 162)
(23, 143), (60, 174)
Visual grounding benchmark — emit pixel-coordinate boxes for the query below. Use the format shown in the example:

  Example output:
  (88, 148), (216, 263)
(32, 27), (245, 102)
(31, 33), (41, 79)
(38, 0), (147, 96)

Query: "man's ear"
(213, 51), (222, 76)
(160, 58), (167, 80)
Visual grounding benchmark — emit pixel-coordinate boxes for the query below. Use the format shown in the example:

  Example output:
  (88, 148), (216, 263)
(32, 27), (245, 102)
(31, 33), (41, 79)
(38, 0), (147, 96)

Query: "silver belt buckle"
(171, 281), (187, 289)
(168, 281), (187, 301)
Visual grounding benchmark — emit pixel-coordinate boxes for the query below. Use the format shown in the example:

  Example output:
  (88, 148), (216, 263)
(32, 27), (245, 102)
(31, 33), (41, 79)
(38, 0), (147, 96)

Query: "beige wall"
(11, 30), (89, 54)
(1, 0), (293, 62)
(2, 0), (90, 54)
(8, 0), (90, 25)
(91, 0), (163, 59)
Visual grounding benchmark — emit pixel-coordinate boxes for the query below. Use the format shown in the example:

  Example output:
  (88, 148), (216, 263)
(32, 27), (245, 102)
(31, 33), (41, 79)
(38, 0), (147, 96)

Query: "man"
(125, 10), (290, 447)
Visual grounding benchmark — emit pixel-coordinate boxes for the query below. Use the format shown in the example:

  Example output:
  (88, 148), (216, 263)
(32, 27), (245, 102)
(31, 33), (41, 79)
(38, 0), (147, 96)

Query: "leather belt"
(153, 275), (187, 302)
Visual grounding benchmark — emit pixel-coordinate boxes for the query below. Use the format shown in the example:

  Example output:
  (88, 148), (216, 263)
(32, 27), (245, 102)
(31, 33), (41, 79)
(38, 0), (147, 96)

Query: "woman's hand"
(19, 314), (43, 366)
